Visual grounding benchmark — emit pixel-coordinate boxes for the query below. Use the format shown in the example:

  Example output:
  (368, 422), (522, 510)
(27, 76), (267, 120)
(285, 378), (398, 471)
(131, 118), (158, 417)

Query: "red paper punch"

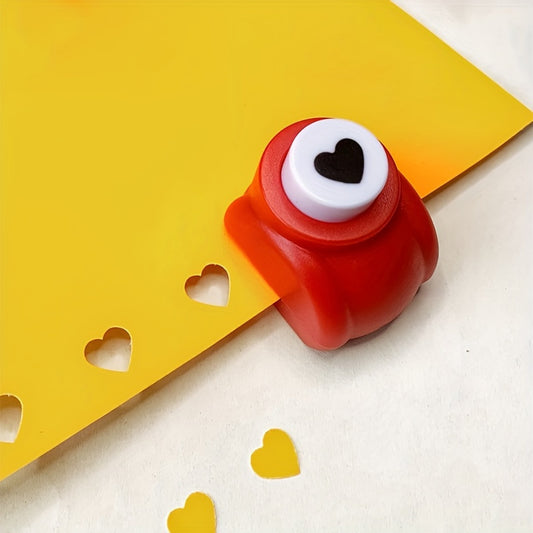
(225, 118), (438, 350)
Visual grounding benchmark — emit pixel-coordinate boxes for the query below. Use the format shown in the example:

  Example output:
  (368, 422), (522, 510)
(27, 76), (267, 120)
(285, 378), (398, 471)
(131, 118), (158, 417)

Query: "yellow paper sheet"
(0, 0), (531, 481)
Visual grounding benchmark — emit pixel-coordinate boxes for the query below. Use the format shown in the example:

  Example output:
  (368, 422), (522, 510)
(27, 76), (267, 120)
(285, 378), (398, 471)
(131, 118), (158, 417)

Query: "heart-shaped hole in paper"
(185, 264), (229, 307)
(0, 394), (23, 443)
(251, 428), (300, 479)
(167, 492), (216, 533)
(84, 327), (132, 372)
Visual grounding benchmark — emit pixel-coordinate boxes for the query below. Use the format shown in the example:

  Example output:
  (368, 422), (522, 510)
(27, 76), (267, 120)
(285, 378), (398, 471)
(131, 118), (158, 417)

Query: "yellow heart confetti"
(251, 429), (300, 479)
(167, 492), (216, 533)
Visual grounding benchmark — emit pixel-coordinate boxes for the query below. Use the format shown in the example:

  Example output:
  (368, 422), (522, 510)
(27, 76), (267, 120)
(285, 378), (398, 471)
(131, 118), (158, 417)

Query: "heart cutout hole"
(185, 264), (229, 307)
(0, 394), (23, 443)
(84, 327), (132, 372)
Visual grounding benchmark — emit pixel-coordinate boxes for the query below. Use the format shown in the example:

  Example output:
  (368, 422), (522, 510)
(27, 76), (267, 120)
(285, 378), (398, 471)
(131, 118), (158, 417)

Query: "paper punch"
(225, 118), (438, 350)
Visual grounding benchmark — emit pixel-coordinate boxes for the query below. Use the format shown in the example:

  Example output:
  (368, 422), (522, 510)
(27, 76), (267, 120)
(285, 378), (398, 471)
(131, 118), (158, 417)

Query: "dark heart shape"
(314, 138), (364, 184)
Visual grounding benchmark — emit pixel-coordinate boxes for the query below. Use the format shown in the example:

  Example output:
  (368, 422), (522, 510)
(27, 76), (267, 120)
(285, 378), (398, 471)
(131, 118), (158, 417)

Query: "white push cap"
(281, 118), (389, 222)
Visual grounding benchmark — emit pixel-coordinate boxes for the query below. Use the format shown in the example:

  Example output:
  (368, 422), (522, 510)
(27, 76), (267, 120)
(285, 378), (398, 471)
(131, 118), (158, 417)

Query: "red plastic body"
(225, 118), (438, 350)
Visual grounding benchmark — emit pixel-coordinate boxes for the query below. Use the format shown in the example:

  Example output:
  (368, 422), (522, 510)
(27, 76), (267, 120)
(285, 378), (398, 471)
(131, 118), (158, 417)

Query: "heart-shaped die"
(314, 137), (365, 184)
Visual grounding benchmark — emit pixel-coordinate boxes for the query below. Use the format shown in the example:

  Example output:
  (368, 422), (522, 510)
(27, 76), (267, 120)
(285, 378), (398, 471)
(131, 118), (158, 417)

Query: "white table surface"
(1, 1), (532, 531)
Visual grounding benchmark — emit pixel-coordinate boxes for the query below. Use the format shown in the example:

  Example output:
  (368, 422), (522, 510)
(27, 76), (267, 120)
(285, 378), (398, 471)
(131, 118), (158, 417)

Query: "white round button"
(281, 118), (389, 222)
